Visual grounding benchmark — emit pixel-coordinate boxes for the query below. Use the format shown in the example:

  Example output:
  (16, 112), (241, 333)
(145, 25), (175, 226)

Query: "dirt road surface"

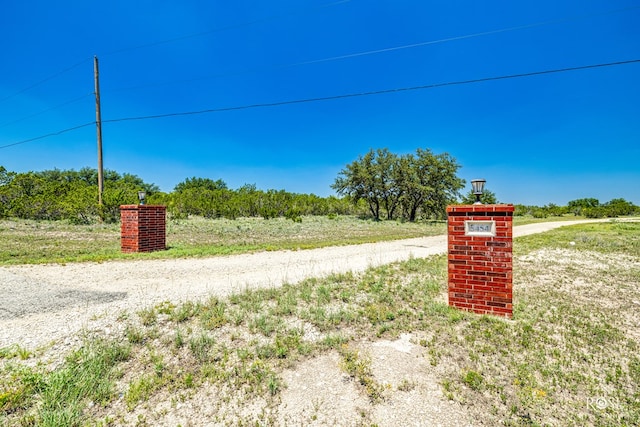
(0, 219), (611, 349)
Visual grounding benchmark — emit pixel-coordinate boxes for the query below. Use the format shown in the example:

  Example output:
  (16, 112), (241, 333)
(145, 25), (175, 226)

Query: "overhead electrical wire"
(1, 58), (638, 150)
(102, 0), (352, 57)
(0, 58), (92, 105)
(0, 0), (352, 127)
(102, 59), (640, 123)
(0, 93), (94, 129)
(109, 4), (640, 93)
(4, 2), (636, 103)
(283, 4), (640, 68)
(0, 122), (95, 149)
(111, 18), (556, 93)
(1, 0), (352, 99)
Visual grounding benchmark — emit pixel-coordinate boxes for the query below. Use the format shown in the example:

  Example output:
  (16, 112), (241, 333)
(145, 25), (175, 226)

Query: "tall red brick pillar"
(446, 204), (514, 318)
(120, 205), (167, 253)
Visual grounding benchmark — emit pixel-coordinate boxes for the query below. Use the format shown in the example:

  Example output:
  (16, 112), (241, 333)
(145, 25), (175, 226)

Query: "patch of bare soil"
(278, 334), (473, 427)
(517, 247), (640, 342)
(96, 334), (474, 427)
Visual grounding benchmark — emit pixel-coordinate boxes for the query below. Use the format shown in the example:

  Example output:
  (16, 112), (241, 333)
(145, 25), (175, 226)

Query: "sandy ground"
(0, 218), (624, 426)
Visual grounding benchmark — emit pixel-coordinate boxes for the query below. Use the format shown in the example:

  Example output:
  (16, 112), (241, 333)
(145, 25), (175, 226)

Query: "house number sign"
(464, 220), (496, 237)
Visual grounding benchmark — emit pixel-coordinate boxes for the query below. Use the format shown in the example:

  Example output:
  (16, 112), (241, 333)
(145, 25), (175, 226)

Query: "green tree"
(332, 149), (389, 220)
(0, 166), (16, 218)
(100, 180), (142, 222)
(332, 148), (464, 221)
(0, 173), (50, 219)
(459, 187), (498, 205)
(544, 203), (568, 217)
(513, 204), (531, 216)
(258, 189), (293, 219)
(119, 173), (160, 194)
(567, 198), (599, 215)
(62, 182), (99, 224)
(0, 166), (16, 186)
(397, 149), (464, 220)
(174, 177), (227, 193)
(603, 198), (636, 217)
(235, 184), (260, 217)
(0, 167), (159, 223)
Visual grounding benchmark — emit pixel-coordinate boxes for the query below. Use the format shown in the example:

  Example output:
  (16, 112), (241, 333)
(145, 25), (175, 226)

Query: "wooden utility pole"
(94, 56), (104, 207)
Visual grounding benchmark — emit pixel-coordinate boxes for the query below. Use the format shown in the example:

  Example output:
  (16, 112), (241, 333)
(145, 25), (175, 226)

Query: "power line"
(109, 4), (640, 94)
(0, 1), (352, 116)
(286, 5), (640, 68)
(0, 122), (95, 149)
(4, 2), (635, 104)
(0, 93), (93, 129)
(102, 0), (352, 57)
(111, 19), (550, 93)
(0, 58), (91, 105)
(2, 58), (638, 150)
(102, 59), (640, 124)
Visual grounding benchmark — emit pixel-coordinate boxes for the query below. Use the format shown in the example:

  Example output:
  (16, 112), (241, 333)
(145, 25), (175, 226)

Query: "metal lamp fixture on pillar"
(471, 179), (486, 205)
(138, 191), (146, 205)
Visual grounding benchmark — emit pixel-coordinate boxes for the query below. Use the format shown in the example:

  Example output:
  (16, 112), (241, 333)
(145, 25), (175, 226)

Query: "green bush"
(584, 207), (606, 218)
(0, 168), (157, 223)
(2, 165), (635, 225)
(531, 208), (548, 219)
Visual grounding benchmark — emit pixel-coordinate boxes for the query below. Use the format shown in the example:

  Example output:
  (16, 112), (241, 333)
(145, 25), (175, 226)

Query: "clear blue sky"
(1, 0), (638, 206)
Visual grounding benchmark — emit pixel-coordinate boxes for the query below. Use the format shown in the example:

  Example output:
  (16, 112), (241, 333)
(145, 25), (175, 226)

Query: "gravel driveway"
(0, 219), (609, 350)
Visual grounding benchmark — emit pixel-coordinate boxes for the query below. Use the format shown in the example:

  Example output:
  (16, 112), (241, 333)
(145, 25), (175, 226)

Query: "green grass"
(514, 220), (640, 257)
(0, 214), (595, 265)
(0, 215), (445, 265)
(1, 220), (638, 425)
(511, 214), (588, 226)
(338, 344), (389, 402)
(1, 339), (130, 426)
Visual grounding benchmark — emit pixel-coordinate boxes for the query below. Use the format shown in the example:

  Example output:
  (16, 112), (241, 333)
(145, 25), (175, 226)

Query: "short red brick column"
(446, 204), (514, 318)
(120, 205), (167, 253)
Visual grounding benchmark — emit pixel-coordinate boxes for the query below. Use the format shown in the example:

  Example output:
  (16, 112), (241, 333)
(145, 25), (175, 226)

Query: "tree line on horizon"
(0, 149), (637, 224)
(0, 165), (355, 223)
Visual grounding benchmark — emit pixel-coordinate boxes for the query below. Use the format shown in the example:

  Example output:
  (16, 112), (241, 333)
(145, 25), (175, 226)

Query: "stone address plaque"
(464, 220), (496, 237)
